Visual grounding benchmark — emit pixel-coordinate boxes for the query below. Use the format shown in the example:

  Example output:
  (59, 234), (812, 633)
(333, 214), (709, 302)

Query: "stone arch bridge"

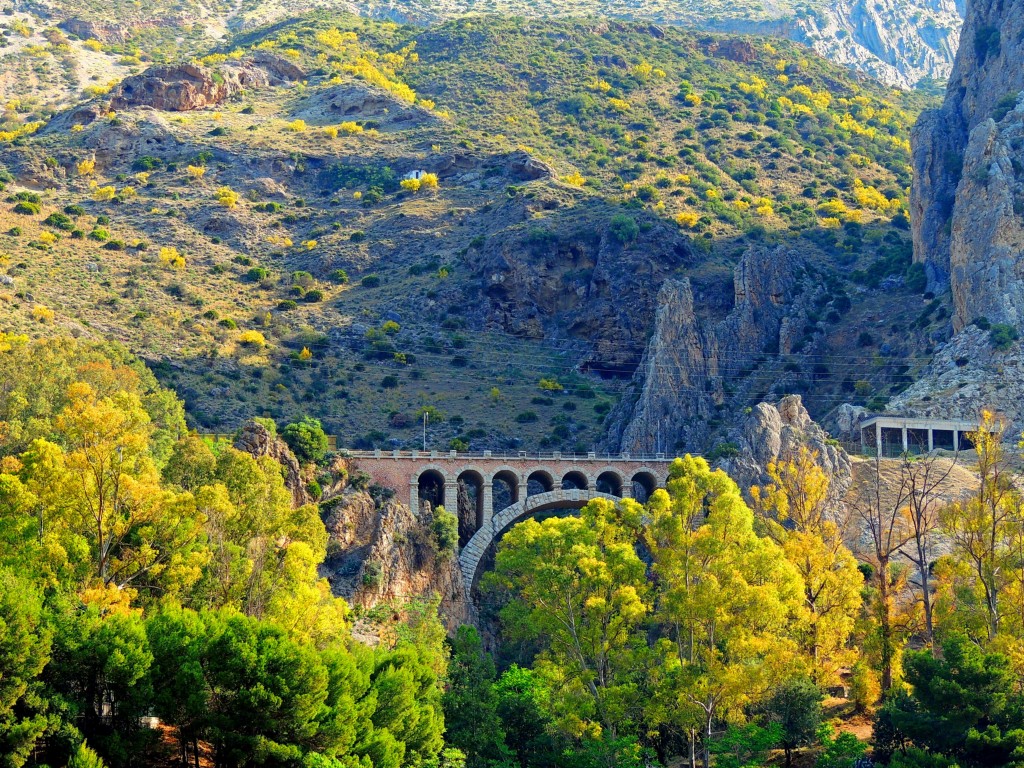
(348, 450), (673, 595)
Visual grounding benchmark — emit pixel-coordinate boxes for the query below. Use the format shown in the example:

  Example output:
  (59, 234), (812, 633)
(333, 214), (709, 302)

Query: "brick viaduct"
(348, 450), (674, 596)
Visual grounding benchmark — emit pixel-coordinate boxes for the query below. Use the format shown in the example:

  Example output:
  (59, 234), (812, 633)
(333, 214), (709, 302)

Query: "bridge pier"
(444, 481), (458, 515)
(482, 482), (493, 526)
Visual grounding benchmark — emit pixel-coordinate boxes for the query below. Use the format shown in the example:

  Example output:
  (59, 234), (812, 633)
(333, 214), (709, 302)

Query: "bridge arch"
(526, 467), (556, 496)
(561, 470), (589, 490)
(630, 468), (660, 503)
(458, 489), (620, 595)
(489, 467), (521, 517)
(456, 468), (486, 547)
(595, 468), (625, 497)
(416, 466), (448, 512)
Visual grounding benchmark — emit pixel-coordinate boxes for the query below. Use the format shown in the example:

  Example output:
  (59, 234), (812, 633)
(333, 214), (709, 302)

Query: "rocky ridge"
(911, 0), (1024, 300)
(108, 53), (304, 112)
(900, 0), (1024, 427)
(606, 245), (814, 454)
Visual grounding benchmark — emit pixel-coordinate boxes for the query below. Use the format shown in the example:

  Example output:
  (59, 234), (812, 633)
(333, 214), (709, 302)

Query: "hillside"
(0, 13), (945, 452)
(0, 0), (964, 90)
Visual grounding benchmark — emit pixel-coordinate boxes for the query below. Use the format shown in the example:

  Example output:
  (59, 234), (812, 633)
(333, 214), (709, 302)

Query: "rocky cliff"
(607, 245), (811, 454)
(109, 54), (304, 112)
(321, 491), (471, 626)
(910, 0), (1024, 307)
(720, 394), (853, 518)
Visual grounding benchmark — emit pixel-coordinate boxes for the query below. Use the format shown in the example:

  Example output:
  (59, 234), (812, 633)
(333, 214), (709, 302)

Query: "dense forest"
(3, 332), (1024, 768)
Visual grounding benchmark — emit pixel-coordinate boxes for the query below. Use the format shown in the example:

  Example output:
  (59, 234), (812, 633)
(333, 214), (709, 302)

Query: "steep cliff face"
(607, 245), (810, 454)
(910, 0), (1024, 300)
(948, 103), (1024, 328)
(321, 492), (471, 626)
(478, 204), (693, 373)
(792, 0), (963, 89)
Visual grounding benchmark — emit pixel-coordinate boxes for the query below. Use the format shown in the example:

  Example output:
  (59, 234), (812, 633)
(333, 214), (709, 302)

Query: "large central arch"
(457, 489), (621, 596)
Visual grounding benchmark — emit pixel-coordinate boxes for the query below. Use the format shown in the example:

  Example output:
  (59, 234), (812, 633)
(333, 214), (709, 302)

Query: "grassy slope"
(0, 12), (949, 451)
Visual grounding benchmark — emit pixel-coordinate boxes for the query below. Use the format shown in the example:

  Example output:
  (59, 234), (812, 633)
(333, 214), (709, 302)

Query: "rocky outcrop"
(791, 0), (962, 89)
(321, 492), (470, 627)
(607, 245), (810, 454)
(720, 395), (853, 518)
(606, 280), (722, 453)
(910, 0), (1024, 297)
(479, 204), (693, 373)
(109, 55), (304, 112)
(234, 419), (312, 509)
(887, 325), (1023, 430)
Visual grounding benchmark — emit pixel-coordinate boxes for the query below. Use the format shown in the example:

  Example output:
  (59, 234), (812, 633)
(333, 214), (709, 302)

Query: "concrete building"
(859, 415), (982, 456)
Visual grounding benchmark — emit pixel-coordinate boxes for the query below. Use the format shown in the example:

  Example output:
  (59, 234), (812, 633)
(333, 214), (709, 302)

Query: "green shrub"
(989, 323), (1019, 350)
(12, 201), (39, 215)
(277, 299), (298, 310)
(329, 269), (349, 284)
(282, 416), (329, 464)
(88, 228), (109, 241)
(63, 204), (85, 216)
(246, 267), (269, 282)
(431, 506), (459, 557)
(707, 442), (740, 462)
(609, 213), (639, 243)
(303, 289), (324, 303)
(361, 274), (381, 287)
(515, 411), (538, 423)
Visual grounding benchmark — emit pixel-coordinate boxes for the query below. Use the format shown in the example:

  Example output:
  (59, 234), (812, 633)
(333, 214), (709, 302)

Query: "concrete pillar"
(953, 429), (959, 452)
(928, 429), (934, 452)
(410, 483), (419, 516)
(482, 482), (493, 527)
(518, 480), (529, 503)
(876, 423), (882, 457)
(902, 426), (908, 454)
(444, 481), (458, 513)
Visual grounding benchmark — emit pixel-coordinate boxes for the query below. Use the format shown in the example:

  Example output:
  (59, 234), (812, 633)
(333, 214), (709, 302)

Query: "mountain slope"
(5, 0), (962, 90)
(0, 13), (943, 452)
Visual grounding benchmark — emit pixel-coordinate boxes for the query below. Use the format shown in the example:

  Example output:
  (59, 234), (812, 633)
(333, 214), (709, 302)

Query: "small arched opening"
(561, 470), (589, 491)
(457, 470), (485, 548)
(631, 472), (658, 504)
(596, 470), (623, 497)
(417, 469), (445, 513)
(492, 470), (519, 515)
(527, 470), (554, 497)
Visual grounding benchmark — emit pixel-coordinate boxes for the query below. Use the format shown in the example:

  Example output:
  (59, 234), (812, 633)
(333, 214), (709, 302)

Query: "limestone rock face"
(948, 107), (1024, 329)
(887, 325), (1024, 431)
(321, 493), (470, 627)
(234, 419), (312, 509)
(721, 395), (853, 518)
(607, 245), (810, 454)
(109, 55), (304, 112)
(608, 279), (723, 454)
(910, 0), (1024, 293)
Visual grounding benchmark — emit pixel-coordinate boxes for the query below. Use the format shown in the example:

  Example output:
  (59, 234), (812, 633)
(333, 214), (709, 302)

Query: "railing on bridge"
(198, 434), (672, 462)
(338, 449), (676, 462)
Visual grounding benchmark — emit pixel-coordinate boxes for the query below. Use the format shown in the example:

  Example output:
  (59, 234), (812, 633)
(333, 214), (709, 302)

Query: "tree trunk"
(878, 556), (893, 692)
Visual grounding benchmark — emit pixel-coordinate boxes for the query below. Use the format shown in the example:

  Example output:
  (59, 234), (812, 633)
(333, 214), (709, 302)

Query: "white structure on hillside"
(859, 415), (984, 456)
